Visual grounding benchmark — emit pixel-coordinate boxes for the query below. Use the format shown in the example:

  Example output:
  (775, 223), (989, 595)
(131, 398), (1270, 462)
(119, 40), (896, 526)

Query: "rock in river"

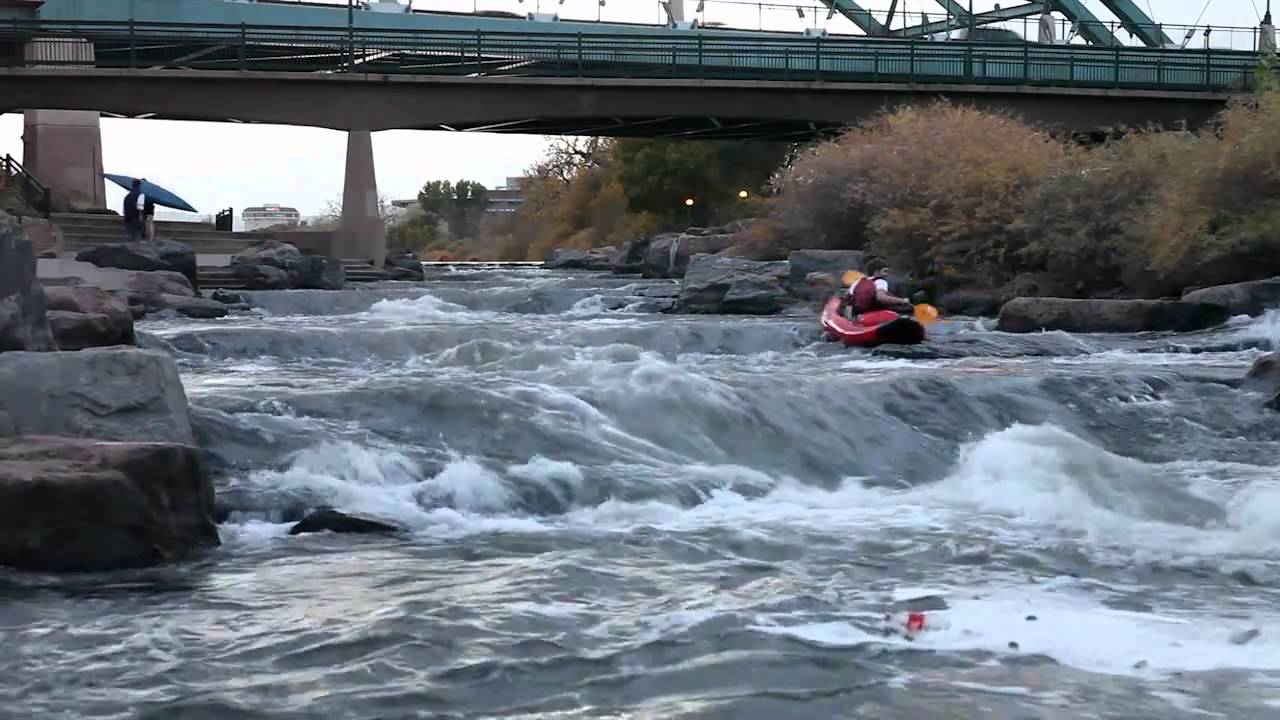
(676, 254), (790, 315)
(43, 286), (135, 348)
(642, 232), (737, 278)
(385, 253), (425, 281)
(46, 311), (132, 351)
(0, 347), (194, 443)
(289, 255), (346, 290)
(544, 246), (617, 271)
(1182, 277), (1280, 318)
(76, 239), (199, 291)
(289, 509), (403, 536)
(0, 435), (219, 572)
(786, 249), (865, 299)
(232, 264), (291, 290)
(0, 210), (55, 352)
(997, 298), (1231, 334)
(232, 239), (302, 271)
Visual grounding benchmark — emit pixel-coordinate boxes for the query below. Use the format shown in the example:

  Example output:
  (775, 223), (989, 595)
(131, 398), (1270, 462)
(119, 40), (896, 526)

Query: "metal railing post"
(697, 34), (703, 79)
(238, 22), (247, 70)
(577, 32), (583, 76)
(814, 38), (821, 82)
(128, 18), (136, 68)
(474, 29), (481, 73)
(1113, 45), (1120, 87)
(909, 39), (915, 79)
(1023, 39), (1029, 82)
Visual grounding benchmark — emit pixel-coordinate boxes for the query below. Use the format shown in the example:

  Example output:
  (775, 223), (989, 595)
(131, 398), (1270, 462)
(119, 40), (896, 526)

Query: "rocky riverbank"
(0, 210), (433, 573)
(543, 227), (1280, 335)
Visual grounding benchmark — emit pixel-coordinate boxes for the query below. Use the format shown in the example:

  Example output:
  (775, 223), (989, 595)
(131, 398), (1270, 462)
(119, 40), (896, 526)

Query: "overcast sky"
(0, 0), (1258, 220)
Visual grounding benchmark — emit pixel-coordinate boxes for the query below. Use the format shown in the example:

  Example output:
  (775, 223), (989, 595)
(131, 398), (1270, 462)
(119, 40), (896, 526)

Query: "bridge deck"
(0, 20), (1259, 93)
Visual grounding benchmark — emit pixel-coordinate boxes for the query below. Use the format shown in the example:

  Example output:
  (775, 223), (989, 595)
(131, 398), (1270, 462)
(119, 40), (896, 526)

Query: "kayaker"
(839, 260), (913, 319)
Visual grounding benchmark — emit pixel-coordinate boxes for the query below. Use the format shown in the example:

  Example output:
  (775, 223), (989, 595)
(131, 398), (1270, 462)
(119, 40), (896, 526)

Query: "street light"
(684, 197), (695, 207)
(737, 189), (749, 199)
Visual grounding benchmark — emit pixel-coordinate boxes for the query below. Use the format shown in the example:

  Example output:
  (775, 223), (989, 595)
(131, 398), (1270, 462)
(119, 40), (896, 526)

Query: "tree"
(452, 180), (489, 239)
(611, 139), (790, 227)
(314, 192), (395, 231)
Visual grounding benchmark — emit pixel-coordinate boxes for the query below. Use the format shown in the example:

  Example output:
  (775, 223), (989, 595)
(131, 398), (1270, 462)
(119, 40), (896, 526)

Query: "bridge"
(0, 0), (1269, 264)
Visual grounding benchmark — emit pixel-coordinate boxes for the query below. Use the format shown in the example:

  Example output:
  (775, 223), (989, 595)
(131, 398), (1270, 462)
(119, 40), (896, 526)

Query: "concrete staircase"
(52, 212), (266, 255)
(198, 260), (389, 289)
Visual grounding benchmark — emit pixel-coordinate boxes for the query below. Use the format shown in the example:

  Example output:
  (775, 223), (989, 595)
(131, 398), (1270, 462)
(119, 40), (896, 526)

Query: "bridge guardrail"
(0, 19), (1260, 92)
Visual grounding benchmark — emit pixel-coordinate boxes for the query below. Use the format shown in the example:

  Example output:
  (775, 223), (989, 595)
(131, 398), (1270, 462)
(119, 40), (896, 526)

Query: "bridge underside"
(0, 69), (1234, 140)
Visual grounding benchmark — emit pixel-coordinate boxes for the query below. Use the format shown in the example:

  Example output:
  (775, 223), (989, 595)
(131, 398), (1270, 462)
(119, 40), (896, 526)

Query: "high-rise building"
(243, 204), (302, 231)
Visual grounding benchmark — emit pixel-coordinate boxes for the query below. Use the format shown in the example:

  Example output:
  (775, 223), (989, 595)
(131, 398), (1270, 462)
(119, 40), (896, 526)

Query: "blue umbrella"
(103, 173), (198, 213)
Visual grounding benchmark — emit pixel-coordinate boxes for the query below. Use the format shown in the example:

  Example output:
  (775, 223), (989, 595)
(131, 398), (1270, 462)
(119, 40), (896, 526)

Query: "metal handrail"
(0, 18), (1261, 93)
(1, 154), (51, 218)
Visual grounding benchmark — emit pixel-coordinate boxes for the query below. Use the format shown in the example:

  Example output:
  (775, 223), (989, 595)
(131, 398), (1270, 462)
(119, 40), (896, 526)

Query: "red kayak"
(821, 297), (926, 347)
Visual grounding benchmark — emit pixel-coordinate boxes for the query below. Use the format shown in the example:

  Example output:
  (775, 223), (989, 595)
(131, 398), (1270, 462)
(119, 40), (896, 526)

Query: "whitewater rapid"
(6, 266), (1280, 719)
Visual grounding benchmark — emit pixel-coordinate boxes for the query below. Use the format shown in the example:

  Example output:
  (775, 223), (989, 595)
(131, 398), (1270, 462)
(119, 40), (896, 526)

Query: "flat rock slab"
(0, 347), (194, 444)
(0, 435), (218, 572)
(997, 298), (1231, 334)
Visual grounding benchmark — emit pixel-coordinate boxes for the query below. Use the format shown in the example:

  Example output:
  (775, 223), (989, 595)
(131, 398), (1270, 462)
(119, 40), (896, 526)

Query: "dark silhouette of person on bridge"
(123, 178), (155, 242)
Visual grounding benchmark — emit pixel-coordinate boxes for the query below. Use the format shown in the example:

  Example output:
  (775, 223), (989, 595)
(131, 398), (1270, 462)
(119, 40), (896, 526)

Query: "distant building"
(243, 204), (301, 231)
(486, 177), (527, 214)
(389, 176), (528, 219)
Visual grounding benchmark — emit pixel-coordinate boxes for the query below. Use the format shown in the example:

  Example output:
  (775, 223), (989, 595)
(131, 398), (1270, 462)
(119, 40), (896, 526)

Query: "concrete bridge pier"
(22, 38), (105, 211)
(336, 130), (386, 267)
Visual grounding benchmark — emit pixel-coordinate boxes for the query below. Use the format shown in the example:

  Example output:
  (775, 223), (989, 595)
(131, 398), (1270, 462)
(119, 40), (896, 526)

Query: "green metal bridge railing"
(0, 19), (1260, 92)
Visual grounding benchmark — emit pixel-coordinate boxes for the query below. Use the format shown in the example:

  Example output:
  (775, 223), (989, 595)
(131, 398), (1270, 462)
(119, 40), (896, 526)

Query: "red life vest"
(851, 277), (882, 313)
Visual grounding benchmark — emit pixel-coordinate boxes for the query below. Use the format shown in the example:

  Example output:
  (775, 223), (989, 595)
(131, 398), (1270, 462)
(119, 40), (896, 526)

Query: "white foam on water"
(1235, 309), (1280, 351)
(415, 456), (515, 514)
(752, 584), (1280, 677)
(363, 293), (487, 323)
(562, 295), (610, 317)
(923, 424), (1280, 558)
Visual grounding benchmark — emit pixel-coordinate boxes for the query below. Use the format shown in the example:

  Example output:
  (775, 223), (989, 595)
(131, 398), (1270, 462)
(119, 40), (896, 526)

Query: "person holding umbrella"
(122, 178), (155, 242)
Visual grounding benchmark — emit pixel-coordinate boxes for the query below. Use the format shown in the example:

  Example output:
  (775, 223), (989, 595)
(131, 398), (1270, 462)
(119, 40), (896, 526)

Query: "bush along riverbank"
(534, 92), (1280, 323)
(535, 91), (1280, 330)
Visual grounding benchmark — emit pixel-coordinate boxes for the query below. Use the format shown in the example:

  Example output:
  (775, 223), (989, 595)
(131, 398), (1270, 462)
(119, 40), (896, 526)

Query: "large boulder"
(231, 264), (291, 290)
(76, 239), (198, 291)
(42, 285), (134, 347)
(46, 311), (132, 351)
(676, 254), (790, 315)
(997, 298), (1232, 334)
(1246, 352), (1280, 392)
(544, 246), (618, 271)
(0, 212), (55, 352)
(288, 255), (346, 290)
(612, 237), (652, 275)
(0, 347), (194, 444)
(231, 239), (302, 271)
(787, 250), (864, 299)
(939, 289), (1003, 317)
(19, 217), (64, 257)
(0, 436), (219, 572)
(1182, 278), (1280, 318)
(124, 269), (194, 298)
(385, 253), (425, 281)
(642, 232), (738, 278)
(130, 293), (229, 319)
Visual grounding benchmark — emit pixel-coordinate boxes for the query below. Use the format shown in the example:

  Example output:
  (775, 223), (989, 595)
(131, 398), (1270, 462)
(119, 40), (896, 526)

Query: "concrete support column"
(22, 38), (105, 211)
(336, 130), (386, 266)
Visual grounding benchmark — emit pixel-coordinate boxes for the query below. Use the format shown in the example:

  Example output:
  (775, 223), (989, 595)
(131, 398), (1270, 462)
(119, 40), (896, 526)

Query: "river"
(4, 266), (1280, 719)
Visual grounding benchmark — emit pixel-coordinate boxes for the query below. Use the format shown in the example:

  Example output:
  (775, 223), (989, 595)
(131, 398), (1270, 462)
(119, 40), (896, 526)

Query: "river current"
(4, 266), (1280, 719)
